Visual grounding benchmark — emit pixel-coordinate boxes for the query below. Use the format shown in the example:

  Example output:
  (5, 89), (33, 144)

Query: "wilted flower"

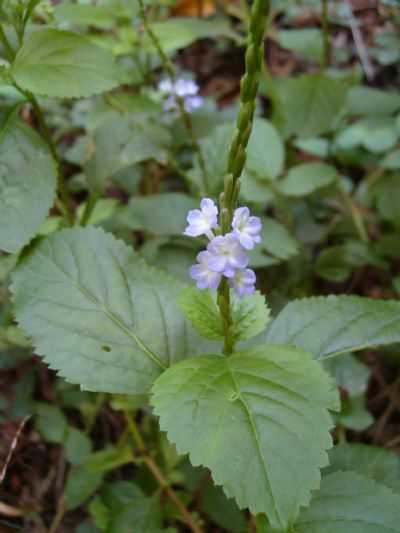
(184, 198), (218, 239)
(229, 268), (256, 298)
(206, 233), (249, 278)
(190, 250), (222, 290)
(232, 207), (262, 250)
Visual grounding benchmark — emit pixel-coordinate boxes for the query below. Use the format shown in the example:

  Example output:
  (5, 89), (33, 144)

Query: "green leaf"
(274, 73), (348, 138)
(346, 86), (400, 116)
(0, 114), (57, 253)
(143, 18), (236, 54)
(249, 217), (298, 267)
(336, 395), (373, 431)
(178, 287), (223, 341)
(54, 3), (123, 29)
(85, 445), (133, 474)
(323, 354), (370, 397)
(151, 345), (339, 530)
(278, 28), (323, 63)
(85, 114), (170, 192)
(265, 296), (400, 359)
(65, 467), (103, 510)
(11, 29), (120, 98)
(118, 193), (197, 236)
(35, 403), (68, 443)
(244, 118), (285, 181)
(231, 292), (271, 343)
(326, 443), (400, 493)
(11, 227), (206, 394)
(278, 162), (337, 197)
(202, 485), (247, 533)
(294, 471), (400, 532)
(65, 427), (92, 465)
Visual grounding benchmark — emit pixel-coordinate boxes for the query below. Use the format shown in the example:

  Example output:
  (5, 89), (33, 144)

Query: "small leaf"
(244, 118), (285, 181)
(151, 345), (339, 530)
(231, 292), (271, 343)
(178, 287), (223, 340)
(11, 29), (120, 98)
(11, 227), (207, 394)
(65, 427), (92, 465)
(35, 403), (68, 443)
(278, 162), (337, 197)
(346, 86), (400, 116)
(266, 295), (400, 359)
(0, 114), (57, 253)
(294, 471), (400, 532)
(65, 467), (103, 511)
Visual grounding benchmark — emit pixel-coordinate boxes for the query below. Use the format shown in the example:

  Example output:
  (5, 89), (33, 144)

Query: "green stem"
(125, 411), (203, 533)
(16, 87), (74, 225)
(137, 0), (209, 195)
(217, 0), (269, 354)
(0, 24), (14, 61)
(321, 0), (331, 68)
(80, 193), (98, 226)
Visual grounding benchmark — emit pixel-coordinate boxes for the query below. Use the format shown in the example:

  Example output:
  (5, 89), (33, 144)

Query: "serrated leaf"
(178, 287), (223, 340)
(11, 227), (211, 394)
(278, 163), (337, 197)
(294, 471), (400, 532)
(0, 114), (57, 253)
(151, 345), (339, 530)
(265, 296), (400, 359)
(231, 292), (270, 343)
(11, 29), (120, 98)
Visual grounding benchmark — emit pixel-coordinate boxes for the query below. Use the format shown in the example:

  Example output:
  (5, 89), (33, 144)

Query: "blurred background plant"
(0, 0), (400, 531)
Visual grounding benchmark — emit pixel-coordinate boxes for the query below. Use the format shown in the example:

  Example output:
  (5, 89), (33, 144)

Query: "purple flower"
(229, 268), (256, 298)
(189, 250), (222, 290)
(207, 233), (249, 278)
(184, 198), (218, 239)
(232, 207), (262, 250)
(158, 78), (203, 113)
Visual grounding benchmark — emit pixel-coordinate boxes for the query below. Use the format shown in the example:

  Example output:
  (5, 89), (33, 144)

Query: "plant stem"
(217, 0), (269, 355)
(28, 93), (74, 225)
(0, 24), (14, 61)
(321, 0), (331, 68)
(125, 411), (202, 533)
(137, 0), (209, 195)
(80, 193), (98, 226)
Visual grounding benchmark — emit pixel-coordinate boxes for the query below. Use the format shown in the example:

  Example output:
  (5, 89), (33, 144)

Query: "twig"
(137, 0), (209, 195)
(125, 411), (203, 533)
(0, 415), (29, 485)
(0, 501), (26, 517)
(339, 188), (369, 243)
(344, 0), (375, 81)
(321, 0), (331, 68)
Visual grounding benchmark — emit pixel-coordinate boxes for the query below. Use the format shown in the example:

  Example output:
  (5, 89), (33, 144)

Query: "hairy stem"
(125, 412), (203, 533)
(137, 0), (209, 194)
(217, 0), (269, 354)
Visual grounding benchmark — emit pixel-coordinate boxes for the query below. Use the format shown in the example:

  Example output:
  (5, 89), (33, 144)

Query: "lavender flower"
(184, 198), (218, 239)
(229, 268), (256, 298)
(158, 77), (204, 113)
(189, 251), (222, 290)
(232, 207), (262, 250)
(206, 233), (249, 278)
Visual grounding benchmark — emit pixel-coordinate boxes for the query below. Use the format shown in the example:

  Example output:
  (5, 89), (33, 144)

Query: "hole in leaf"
(102, 345), (111, 352)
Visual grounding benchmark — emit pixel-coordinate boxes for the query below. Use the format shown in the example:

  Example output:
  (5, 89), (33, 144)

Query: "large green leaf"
(151, 345), (339, 531)
(265, 296), (400, 359)
(244, 118), (285, 181)
(346, 86), (400, 116)
(274, 73), (348, 138)
(0, 114), (57, 253)
(294, 471), (400, 533)
(11, 227), (211, 394)
(11, 29), (120, 98)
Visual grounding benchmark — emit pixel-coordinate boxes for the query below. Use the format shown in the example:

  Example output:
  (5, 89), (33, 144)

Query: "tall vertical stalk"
(137, 0), (209, 194)
(217, 0), (269, 355)
(321, 0), (331, 68)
